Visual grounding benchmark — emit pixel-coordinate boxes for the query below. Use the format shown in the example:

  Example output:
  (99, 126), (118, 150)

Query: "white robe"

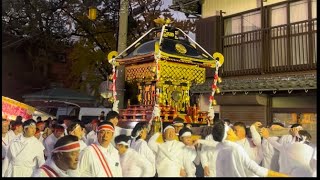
(267, 137), (313, 177)
(31, 159), (75, 177)
(310, 147), (317, 177)
(85, 130), (97, 146)
(120, 148), (153, 177)
(78, 142), (122, 177)
(199, 134), (219, 177)
(261, 137), (280, 171)
(155, 140), (185, 177)
(2, 136), (45, 177)
(43, 133), (60, 159)
(182, 145), (198, 177)
(215, 140), (268, 177)
(277, 134), (297, 173)
(236, 125), (263, 164)
(79, 139), (87, 153)
(2, 133), (12, 166)
(130, 138), (156, 176)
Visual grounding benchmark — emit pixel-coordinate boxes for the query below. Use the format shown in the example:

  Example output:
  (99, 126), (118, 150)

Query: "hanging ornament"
(217, 77), (222, 83)
(212, 100), (217, 106)
(216, 88), (221, 94)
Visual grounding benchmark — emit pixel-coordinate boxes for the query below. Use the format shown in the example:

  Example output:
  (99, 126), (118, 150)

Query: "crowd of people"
(1, 110), (317, 177)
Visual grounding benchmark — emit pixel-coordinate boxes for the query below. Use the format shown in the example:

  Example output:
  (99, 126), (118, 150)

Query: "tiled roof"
(190, 72), (317, 93)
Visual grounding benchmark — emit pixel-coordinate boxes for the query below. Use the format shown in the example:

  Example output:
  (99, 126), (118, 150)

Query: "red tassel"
(209, 96), (214, 100)
(214, 74), (219, 79)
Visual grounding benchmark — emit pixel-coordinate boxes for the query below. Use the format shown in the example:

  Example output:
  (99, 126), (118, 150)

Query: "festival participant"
(2, 119), (45, 177)
(43, 124), (65, 159)
(32, 135), (80, 177)
(7, 121), (23, 141)
(276, 123), (303, 173)
(212, 120), (289, 177)
(130, 122), (156, 176)
(114, 134), (153, 177)
(36, 121), (46, 143)
(178, 127), (200, 177)
(260, 122), (285, 171)
(105, 110), (132, 146)
(78, 121), (122, 177)
(34, 128), (42, 141)
(232, 121), (264, 164)
(148, 125), (186, 177)
(198, 119), (238, 177)
(67, 122), (87, 152)
(2, 119), (10, 166)
(279, 123), (303, 145)
(61, 118), (73, 135)
(85, 119), (99, 146)
(260, 128), (314, 177)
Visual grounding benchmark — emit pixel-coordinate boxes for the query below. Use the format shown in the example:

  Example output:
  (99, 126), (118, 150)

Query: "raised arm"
(250, 122), (262, 146)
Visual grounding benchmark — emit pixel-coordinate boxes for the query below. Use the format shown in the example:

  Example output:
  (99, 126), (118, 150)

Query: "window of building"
(270, 4), (287, 67)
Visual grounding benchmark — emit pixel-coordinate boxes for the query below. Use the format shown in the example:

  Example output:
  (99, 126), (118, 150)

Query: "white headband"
(173, 122), (184, 126)
(24, 122), (36, 129)
(164, 125), (175, 132)
(117, 141), (129, 146)
(180, 131), (192, 137)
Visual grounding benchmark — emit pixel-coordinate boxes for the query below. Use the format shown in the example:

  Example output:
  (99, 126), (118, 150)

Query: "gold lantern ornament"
(217, 77), (222, 83)
(88, 6), (97, 20)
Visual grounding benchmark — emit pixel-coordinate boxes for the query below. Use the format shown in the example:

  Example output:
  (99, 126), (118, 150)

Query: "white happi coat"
(215, 140), (269, 177)
(2, 136), (45, 177)
(199, 134), (219, 177)
(155, 140), (185, 177)
(43, 133), (60, 159)
(261, 137), (280, 171)
(182, 145), (198, 177)
(32, 159), (76, 177)
(85, 130), (97, 146)
(78, 142), (122, 177)
(130, 138), (156, 176)
(267, 137), (313, 177)
(120, 148), (153, 177)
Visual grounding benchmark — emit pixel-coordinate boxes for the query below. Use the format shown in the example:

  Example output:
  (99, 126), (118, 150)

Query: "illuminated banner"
(2, 96), (36, 120)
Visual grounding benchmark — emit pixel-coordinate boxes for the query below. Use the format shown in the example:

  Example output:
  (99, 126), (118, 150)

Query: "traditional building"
(170, 0), (317, 136)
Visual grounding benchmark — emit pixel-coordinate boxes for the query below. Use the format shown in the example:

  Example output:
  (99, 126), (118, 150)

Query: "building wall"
(220, 105), (267, 125)
(202, 0), (287, 18)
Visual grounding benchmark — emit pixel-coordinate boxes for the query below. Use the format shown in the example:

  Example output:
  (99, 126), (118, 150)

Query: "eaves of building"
(190, 71), (317, 93)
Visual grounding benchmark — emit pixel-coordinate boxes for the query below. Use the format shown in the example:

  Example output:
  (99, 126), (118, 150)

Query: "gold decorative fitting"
(107, 51), (119, 64)
(175, 43), (187, 54)
(218, 77), (222, 83)
(88, 6), (97, 20)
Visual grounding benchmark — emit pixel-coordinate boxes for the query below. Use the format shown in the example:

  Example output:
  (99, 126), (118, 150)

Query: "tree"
(2, 0), (196, 101)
